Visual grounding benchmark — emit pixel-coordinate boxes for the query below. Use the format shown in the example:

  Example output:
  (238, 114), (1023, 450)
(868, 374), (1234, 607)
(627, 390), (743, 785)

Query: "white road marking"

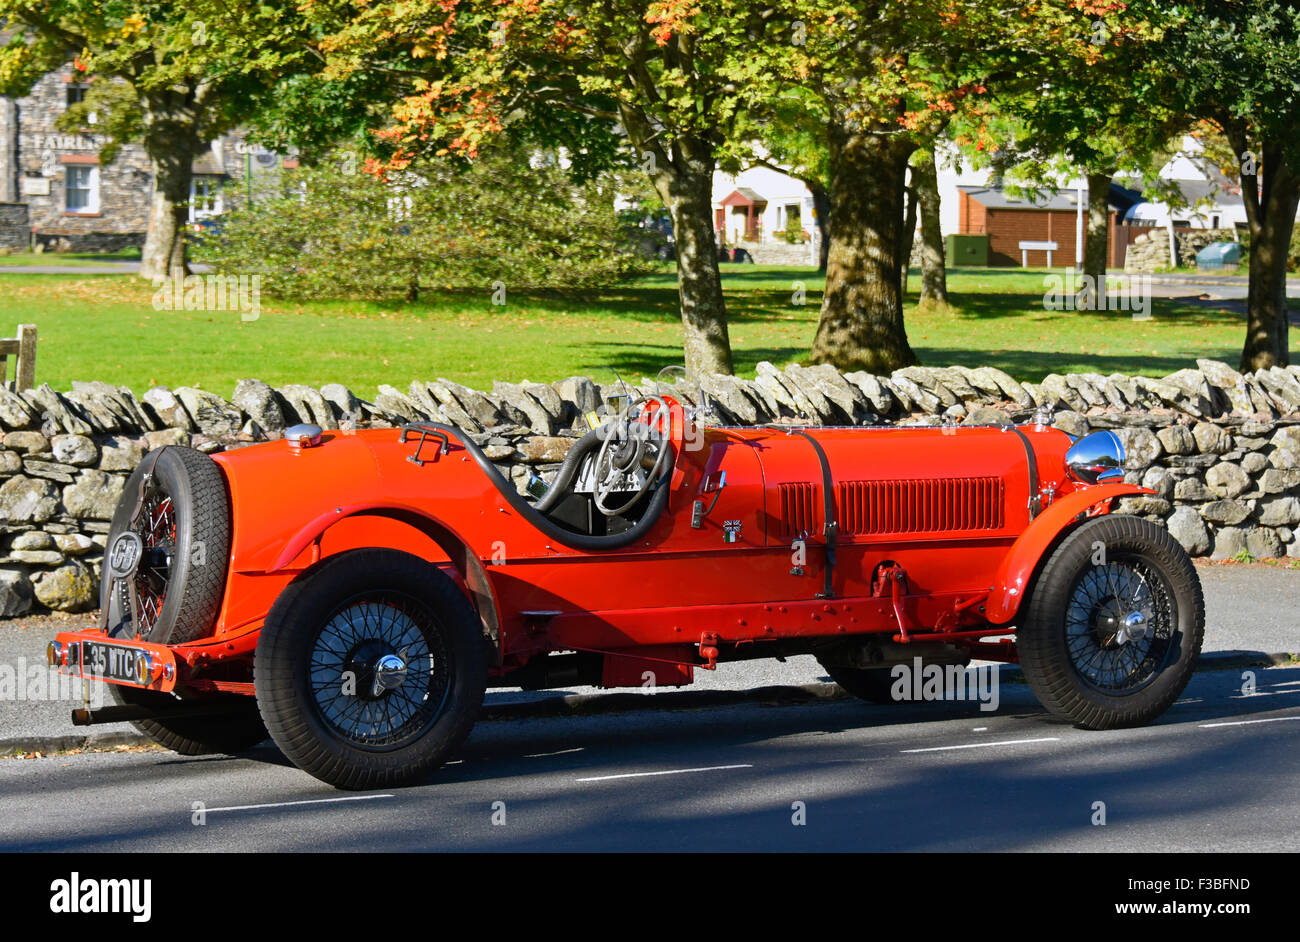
(204, 795), (394, 814)
(576, 764), (752, 783)
(526, 747), (584, 758)
(972, 727), (988, 732)
(901, 737), (1060, 754)
(1198, 716), (1300, 729)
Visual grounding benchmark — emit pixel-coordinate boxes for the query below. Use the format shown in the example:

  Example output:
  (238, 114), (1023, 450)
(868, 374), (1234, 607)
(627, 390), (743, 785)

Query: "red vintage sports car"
(49, 391), (1204, 789)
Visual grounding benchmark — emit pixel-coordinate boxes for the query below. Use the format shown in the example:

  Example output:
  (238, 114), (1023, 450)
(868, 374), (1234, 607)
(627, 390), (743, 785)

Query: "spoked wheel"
(308, 592), (451, 750)
(1064, 557), (1176, 694)
(1018, 515), (1204, 729)
(255, 549), (486, 790)
(102, 446), (231, 644)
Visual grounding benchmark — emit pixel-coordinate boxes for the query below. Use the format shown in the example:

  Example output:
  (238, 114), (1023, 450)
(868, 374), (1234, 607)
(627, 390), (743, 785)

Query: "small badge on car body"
(106, 531), (143, 580)
(723, 519), (742, 543)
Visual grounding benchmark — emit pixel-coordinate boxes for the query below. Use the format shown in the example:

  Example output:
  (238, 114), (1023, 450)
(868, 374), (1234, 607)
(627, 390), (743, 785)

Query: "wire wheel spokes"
(308, 592), (451, 751)
(1065, 556), (1176, 694)
(130, 491), (176, 636)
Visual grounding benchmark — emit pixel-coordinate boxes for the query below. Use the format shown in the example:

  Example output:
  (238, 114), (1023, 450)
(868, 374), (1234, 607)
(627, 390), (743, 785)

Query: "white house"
(1120, 139), (1248, 231)
(711, 165), (815, 246)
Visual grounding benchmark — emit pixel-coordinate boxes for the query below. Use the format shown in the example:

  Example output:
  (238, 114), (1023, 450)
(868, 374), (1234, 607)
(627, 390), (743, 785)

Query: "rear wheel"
(817, 660), (899, 704)
(255, 550), (486, 790)
(1018, 515), (1204, 729)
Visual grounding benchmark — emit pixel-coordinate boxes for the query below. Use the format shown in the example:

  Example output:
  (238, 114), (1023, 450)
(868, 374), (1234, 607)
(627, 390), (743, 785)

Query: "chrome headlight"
(1065, 430), (1126, 485)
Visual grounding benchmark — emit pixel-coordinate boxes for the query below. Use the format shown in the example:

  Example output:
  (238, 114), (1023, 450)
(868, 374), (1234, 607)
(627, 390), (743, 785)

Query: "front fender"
(984, 484), (1152, 624)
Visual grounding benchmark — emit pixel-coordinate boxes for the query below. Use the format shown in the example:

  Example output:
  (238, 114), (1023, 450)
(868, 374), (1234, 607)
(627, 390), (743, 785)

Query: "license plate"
(79, 641), (144, 685)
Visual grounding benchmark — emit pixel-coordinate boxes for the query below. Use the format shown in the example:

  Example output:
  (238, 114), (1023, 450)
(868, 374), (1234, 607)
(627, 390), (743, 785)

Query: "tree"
(911, 146), (948, 308)
(964, 11), (1183, 302)
(314, 0), (778, 377)
(738, 91), (833, 270)
(774, 1), (1070, 372)
(0, 2), (315, 279)
(1136, 1), (1300, 369)
(198, 145), (646, 300)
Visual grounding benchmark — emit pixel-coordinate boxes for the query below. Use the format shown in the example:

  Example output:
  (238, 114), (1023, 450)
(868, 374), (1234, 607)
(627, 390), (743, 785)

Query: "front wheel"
(1018, 515), (1204, 729)
(255, 549), (486, 790)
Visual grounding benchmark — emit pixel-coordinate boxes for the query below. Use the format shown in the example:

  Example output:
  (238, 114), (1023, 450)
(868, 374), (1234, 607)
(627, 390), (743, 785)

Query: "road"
(4, 560), (1294, 748)
(2, 664), (1297, 852)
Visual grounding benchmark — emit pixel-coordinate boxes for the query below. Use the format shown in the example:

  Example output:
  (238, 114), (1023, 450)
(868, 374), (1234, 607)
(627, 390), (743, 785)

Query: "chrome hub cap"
(1116, 611), (1148, 645)
(372, 653), (408, 695)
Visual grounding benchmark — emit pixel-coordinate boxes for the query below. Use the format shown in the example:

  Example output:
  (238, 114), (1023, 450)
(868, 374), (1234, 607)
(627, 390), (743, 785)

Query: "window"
(66, 84), (95, 123)
(189, 176), (223, 221)
(65, 165), (97, 213)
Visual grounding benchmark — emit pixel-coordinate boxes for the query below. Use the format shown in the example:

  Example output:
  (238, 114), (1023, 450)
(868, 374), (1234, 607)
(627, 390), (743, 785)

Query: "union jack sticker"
(723, 520), (742, 543)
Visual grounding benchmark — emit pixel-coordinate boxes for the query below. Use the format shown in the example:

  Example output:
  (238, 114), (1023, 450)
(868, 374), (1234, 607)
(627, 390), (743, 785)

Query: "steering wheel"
(592, 394), (676, 517)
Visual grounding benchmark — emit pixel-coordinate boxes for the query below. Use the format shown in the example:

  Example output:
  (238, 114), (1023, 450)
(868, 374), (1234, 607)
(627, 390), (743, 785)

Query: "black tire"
(1018, 514), (1204, 729)
(254, 549), (487, 790)
(110, 684), (267, 756)
(102, 446), (231, 644)
(817, 659), (899, 705)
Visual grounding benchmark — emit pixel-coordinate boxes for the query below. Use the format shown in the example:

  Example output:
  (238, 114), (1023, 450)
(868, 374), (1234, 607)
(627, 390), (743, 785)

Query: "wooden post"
(15, 324), (36, 391)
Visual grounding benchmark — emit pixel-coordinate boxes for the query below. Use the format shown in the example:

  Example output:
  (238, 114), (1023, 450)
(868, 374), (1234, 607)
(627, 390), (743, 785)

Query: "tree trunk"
(809, 124), (918, 372)
(1242, 184), (1295, 371)
(1082, 171), (1112, 309)
(810, 181), (831, 272)
(139, 101), (199, 281)
(1237, 141), (1297, 370)
(914, 150), (948, 307)
(899, 175), (917, 299)
(620, 97), (732, 377)
(656, 163), (733, 377)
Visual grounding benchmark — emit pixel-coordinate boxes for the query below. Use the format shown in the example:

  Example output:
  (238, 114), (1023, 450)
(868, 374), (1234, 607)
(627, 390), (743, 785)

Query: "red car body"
(55, 417), (1132, 690)
(48, 400), (1202, 788)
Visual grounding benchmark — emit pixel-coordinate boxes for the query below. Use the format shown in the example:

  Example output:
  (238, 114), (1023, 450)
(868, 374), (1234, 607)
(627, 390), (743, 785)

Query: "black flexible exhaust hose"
(404, 422), (675, 552)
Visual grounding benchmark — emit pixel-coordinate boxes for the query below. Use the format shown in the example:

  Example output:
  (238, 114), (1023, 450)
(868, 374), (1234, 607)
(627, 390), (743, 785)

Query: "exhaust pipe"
(71, 702), (258, 726)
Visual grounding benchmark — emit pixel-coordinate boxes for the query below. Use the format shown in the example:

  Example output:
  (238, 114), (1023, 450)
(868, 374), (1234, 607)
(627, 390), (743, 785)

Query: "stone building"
(0, 65), (292, 253)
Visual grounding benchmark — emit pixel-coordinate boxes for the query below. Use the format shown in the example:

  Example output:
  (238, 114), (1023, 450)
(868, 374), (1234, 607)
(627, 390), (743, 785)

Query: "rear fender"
(984, 484), (1151, 624)
(269, 504), (502, 659)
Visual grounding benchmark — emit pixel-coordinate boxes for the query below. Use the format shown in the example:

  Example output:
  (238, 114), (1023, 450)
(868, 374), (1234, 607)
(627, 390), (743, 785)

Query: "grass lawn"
(0, 248), (141, 267)
(0, 264), (1247, 400)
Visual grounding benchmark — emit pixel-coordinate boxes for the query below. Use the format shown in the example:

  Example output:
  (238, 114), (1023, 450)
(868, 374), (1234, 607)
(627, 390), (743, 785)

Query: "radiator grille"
(836, 477), (1005, 535)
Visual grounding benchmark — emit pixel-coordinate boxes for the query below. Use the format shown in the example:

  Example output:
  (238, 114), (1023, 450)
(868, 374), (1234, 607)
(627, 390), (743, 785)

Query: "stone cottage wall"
(0, 203), (28, 252)
(1, 359), (1297, 615)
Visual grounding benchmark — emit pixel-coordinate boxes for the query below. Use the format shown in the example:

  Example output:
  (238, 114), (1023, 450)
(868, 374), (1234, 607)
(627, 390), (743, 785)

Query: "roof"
(719, 187), (767, 207)
(959, 183), (1138, 213)
(191, 154), (228, 176)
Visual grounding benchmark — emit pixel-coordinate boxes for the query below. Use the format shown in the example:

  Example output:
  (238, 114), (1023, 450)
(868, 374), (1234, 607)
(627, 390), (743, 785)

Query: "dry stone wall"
(1, 359), (1298, 615)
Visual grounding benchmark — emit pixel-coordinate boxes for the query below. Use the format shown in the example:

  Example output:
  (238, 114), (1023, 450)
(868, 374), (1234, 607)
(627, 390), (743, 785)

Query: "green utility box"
(946, 233), (989, 267)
